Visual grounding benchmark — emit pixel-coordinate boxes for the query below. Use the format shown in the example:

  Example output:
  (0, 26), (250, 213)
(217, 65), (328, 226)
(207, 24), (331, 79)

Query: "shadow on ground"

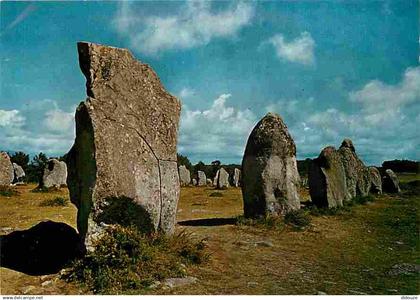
(0, 221), (85, 275)
(178, 217), (237, 227)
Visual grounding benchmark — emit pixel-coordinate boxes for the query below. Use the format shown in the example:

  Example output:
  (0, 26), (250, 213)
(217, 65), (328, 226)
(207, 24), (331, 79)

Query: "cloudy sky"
(0, 1), (418, 165)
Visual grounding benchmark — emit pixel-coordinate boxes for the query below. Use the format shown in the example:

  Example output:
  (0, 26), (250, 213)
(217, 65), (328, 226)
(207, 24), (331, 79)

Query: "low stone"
(382, 169), (400, 193)
(255, 241), (273, 247)
(21, 285), (36, 295)
(192, 178), (197, 186)
(41, 280), (52, 287)
(388, 263), (420, 276)
(163, 276), (198, 288)
(42, 159), (67, 188)
(206, 178), (212, 186)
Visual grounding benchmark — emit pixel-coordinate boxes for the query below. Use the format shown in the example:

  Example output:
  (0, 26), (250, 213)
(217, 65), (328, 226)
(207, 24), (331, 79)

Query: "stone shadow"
(0, 221), (85, 275)
(178, 217), (237, 227)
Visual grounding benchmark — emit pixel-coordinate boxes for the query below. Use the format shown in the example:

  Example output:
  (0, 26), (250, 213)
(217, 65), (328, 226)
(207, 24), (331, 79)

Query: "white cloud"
(0, 109), (25, 127)
(0, 99), (75, 155)
(114, 1), (254, 55)
(179, 93), (257, 161)
(178, 87), (195, 100)
(266, 67), (420, 164)
(268, 31), (315, 65)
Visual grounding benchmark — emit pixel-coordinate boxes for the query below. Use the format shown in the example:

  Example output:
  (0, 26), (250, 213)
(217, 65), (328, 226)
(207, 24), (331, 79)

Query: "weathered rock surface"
(241, 113), (301, 218)
(66, 42), (181, 247)
(338, 139), (370, 201)
(382, 169), (400, 193)
(215, 167), (229, 189)
(12, 163), (25, 183)
(368, 166), (382, 194)
(197, 171), (206, 186)
(0, 152), (14, 185)
(42, 159), (67, 188)
(232, 168), (241, 187)
(178, 165), (191, 186)
(308, 146), (346, 208)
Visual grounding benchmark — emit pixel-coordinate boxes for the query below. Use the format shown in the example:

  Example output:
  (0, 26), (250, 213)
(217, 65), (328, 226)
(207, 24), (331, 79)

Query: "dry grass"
(1, 181), (418, 295)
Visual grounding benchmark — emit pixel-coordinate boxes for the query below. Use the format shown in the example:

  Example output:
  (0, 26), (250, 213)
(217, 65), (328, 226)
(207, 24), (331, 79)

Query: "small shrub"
(284, 210), (311, 229)
(39, 197), (69, 207)
(400, 180), (420, 196)
(64, 225), (209, 294)
(309, 205), (352, 216)
(209, 192), (223, 197)
(352, 195), (375, 205)
(31, 186), (60, 193)
(0, 185), (19, 197)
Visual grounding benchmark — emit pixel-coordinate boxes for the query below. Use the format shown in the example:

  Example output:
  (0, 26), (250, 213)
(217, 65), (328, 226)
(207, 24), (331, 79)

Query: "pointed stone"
(241, 113), (301, 218)
(66, 42), (181, 248)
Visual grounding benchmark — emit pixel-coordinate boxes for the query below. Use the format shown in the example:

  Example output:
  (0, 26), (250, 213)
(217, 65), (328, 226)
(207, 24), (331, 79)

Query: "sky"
(0, 1), (419, 165)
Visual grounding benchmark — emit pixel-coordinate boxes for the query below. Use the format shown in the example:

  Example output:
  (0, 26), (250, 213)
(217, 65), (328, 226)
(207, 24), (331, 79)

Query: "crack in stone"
(101, 115), (176, 231)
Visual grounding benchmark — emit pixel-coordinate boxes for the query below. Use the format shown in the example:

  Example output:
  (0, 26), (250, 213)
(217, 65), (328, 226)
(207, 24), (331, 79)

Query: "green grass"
(39, 196), (69, 207)
(236, 215), (285, 231)
(64, 226), (209, 294)
(209, 192), (223, 197)
(0, 185), (19, 197)
(31, 186), (60, 193)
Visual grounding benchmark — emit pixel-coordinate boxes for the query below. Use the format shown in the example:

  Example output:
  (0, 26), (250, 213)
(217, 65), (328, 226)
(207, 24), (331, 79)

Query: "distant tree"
(177, 153), (193, 172)
(382, 160), (419, 173)
(9, 151), (30, 170)
(297, 158), (312, 177)
(26, 152), (49, 183)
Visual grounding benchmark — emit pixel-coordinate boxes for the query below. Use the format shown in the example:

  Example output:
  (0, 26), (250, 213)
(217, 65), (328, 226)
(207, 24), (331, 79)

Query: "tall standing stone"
(308, 146), (346, 208)
(368, 166), (382, 194)
(66, 42), (181, 248)
(382, 169), (400, 193)
(0, 152), (13, 186)
(338, 139), (370, 201)
(197, 171), (206, 186)
(216, 167), (229, 189)
(241, 113), (301, 218)
(232, 168), (241, 187)
(42, 159), (67, 188)
(178, 165), (191, 186)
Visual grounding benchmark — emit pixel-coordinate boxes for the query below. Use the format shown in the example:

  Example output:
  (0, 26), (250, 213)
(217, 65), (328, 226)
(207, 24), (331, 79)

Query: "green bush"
(39, 197), (69, 207)
(284, 210), (311, 229)
(64, 226), (209, 294)
(0, 185), (19, 197)
(236, 215), (284, 230)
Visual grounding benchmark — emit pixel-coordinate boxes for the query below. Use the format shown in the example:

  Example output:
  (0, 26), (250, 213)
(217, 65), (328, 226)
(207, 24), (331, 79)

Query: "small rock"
(317, 291), (327, 295)
(388, 263), (420, 276)
(395, 241), (404, 245)
(41, 280), (52, 287)
(148, 281), (161, 289)
(21, 285), (36, 294)
(163, 276), (198, 288)
(255, 241), (273, 247)
(247, 281), (258, 287)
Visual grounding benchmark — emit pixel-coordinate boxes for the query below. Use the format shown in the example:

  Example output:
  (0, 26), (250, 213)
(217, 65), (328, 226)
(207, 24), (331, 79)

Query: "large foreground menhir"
(66, 42), (181, 249)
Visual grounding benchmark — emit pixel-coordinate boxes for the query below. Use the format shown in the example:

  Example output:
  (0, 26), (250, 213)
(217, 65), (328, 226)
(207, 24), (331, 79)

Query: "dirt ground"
(1, 176), (419, 295)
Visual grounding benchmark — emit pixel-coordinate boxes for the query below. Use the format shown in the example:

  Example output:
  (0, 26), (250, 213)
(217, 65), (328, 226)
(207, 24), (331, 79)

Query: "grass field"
(0, 174), (419, 295)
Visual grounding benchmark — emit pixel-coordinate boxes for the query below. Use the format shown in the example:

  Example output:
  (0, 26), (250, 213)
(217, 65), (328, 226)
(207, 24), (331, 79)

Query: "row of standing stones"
(178, 165), (241, 189)
(0, 42), (402, 251)
(0, 152), (67, 188)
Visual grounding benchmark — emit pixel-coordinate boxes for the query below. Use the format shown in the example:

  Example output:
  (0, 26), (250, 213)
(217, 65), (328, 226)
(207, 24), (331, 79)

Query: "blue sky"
(0, 1), (419, 165)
